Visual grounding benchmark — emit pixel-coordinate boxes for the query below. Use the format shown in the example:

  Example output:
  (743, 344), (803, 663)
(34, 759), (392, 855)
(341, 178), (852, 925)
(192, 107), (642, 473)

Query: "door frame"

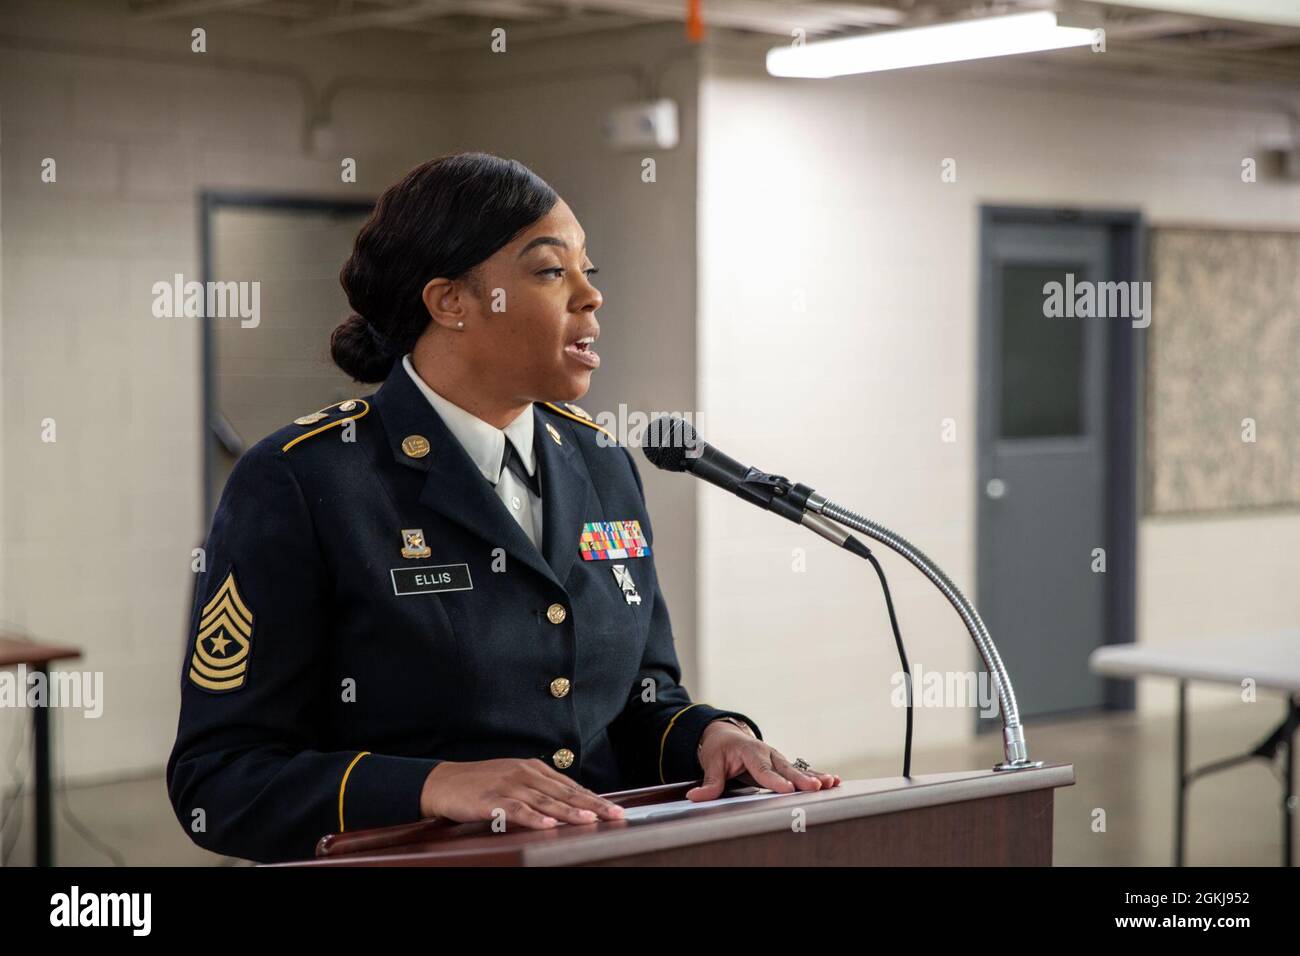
(198, 190), (375, 520)
(976, 205), (1146, 720)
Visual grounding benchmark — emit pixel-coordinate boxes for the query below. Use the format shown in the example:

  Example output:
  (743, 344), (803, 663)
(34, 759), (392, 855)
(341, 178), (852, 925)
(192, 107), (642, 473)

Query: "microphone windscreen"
(642, 415), (699, 472)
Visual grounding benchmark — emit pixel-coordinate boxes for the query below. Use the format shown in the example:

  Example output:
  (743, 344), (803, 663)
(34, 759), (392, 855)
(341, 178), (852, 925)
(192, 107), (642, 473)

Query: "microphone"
(642, 415), (811, 523)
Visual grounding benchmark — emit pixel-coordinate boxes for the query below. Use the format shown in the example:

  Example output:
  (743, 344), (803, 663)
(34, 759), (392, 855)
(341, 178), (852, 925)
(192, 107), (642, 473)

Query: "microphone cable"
(844, 537), (913, 779)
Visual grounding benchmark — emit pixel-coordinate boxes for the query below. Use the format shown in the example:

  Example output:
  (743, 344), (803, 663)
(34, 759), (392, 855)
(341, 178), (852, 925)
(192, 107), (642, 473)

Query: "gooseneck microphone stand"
(769, 477), (1043, 773)
(643, 416), (1044, 775)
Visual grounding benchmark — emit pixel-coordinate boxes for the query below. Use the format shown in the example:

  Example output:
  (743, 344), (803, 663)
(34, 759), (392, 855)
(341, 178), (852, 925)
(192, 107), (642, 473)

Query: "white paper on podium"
(620, 789), (787, 823)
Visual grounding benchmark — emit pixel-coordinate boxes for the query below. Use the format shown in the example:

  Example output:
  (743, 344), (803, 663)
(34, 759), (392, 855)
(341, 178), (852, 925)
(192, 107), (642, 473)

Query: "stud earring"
(456, 321), (464, 329)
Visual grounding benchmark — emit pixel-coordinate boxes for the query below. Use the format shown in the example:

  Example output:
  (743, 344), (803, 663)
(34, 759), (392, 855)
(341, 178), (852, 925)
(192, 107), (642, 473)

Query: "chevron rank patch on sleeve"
(189, 569), (254, 692)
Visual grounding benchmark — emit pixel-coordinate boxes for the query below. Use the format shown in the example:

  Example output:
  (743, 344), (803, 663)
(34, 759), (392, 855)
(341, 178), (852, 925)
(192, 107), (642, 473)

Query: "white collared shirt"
(402, 354), (544, 551)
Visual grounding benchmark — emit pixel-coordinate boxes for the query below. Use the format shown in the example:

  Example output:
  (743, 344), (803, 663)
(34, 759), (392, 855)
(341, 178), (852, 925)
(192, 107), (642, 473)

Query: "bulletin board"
(1146, 227), (1300, 514)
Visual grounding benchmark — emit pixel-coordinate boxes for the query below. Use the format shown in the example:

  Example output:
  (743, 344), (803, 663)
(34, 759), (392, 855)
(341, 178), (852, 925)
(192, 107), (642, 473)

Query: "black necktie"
(501, 439), (540, 497)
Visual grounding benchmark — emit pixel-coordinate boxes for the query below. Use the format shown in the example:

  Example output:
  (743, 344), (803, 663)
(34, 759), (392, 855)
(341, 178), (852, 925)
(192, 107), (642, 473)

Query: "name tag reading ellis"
(391, 563), (473, 596)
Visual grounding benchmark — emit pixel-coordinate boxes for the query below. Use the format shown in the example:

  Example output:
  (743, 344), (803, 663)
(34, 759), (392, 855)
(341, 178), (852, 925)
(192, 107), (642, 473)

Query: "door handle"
(211, 411), (245, 458)
(985, 478), (1007, 500)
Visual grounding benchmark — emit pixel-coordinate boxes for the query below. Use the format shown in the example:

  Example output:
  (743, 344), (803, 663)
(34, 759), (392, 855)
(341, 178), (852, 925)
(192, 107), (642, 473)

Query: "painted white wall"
(696, 50), (1300, 768)
(0, 0), (458, 783)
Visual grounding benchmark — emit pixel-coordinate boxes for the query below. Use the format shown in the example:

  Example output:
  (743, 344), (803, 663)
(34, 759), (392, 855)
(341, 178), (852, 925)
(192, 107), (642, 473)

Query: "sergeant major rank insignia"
(400, 529), (432, 559)
(188, 569), (253, 693)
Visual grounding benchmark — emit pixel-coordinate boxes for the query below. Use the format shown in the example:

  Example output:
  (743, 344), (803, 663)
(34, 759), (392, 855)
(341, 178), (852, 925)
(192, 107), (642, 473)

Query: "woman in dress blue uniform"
(167, 152), (839, 863)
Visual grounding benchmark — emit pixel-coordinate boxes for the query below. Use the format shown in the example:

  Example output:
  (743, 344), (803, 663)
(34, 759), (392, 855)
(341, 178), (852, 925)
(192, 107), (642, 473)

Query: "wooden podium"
(273, 763), (1074, 867)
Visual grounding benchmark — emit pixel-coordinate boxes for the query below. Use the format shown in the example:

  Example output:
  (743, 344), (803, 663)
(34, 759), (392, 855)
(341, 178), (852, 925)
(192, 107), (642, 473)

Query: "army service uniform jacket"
(167, 359), (761, 863)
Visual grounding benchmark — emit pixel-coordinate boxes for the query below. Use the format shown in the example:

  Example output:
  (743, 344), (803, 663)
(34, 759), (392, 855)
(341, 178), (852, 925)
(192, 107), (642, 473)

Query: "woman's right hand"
(420, 758), (626, 829)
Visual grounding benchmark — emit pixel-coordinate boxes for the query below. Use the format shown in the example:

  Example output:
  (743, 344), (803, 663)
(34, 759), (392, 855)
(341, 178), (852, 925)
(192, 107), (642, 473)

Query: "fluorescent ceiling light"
(767, 11), (1096, 78)
(1094, 0), (1300, 29)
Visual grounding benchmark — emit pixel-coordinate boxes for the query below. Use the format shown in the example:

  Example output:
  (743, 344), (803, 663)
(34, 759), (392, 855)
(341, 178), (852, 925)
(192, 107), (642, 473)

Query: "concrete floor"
(2, 699), (1293, 866)
(839, 696), (1296, 867)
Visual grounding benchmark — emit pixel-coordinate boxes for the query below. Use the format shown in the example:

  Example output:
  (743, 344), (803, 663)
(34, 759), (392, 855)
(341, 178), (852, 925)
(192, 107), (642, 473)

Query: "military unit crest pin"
(400, 529), (431, 559)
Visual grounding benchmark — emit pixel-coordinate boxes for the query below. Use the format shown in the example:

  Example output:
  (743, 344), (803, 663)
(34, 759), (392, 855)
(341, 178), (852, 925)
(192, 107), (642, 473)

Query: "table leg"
(1175, 679), (1187, 868)
(1286, 696), (1296, 868)
(32, 665), (52, 867)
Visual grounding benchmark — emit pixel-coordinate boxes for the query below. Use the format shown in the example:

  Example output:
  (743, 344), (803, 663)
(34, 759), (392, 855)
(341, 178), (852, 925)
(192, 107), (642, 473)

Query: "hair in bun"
(331, 152), (559, 383)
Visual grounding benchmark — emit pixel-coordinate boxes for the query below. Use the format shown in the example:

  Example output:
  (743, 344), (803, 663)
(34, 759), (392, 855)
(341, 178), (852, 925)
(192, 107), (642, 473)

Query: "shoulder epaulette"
(281, 399), (370, 452)
(540, 402), (617, 444)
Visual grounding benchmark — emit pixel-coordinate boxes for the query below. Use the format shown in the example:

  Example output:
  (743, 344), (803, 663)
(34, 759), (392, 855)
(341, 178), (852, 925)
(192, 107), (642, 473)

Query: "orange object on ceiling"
(686, 0), (705, 42)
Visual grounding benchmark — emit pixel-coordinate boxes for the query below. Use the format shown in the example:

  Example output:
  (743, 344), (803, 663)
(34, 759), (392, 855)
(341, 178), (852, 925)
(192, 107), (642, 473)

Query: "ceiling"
(124, 0), (1300, 84)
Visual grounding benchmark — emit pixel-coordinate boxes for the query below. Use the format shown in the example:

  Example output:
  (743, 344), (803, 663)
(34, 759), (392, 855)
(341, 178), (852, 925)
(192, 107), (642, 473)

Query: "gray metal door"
(977, 221), (1110, 722)
(201, 195), (373, 518)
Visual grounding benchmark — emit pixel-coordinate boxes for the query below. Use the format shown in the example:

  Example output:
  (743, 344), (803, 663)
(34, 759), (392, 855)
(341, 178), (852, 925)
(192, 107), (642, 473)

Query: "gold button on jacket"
(552, 748), (575, 769)
(550, 677), (571, 698)
(546, 603), (567, 624)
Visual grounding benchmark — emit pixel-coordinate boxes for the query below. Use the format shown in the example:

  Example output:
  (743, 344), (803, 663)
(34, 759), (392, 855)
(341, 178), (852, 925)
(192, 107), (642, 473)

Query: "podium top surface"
(1090, 629), (1300, 692)
(279, 763), (1075, 868)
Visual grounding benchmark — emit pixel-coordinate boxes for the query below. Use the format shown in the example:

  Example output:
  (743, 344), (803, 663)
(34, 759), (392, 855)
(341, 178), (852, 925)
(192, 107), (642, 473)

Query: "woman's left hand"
(686, 720), (841, 801)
